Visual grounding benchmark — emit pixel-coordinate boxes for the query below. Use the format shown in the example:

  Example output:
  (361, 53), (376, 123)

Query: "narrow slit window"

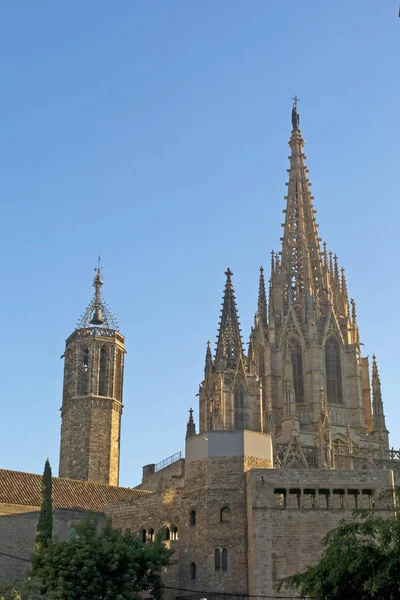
(222, 548), (228, 572)
(215, 549), (221, 571)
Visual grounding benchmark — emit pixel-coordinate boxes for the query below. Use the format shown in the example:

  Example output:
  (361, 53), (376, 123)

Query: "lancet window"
(98, 346), (107, 396)
(325, 336), (343, 404)
(114, 349), (123, 402)
(234, 385), (245, 429)
(287, 338), (304, 403)
(78, 347), (90, 396)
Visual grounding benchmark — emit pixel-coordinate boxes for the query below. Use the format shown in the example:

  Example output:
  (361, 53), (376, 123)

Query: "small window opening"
(319, 489), (330, 508)
(148, 528), (154, 542)
(189, 510), (196, 526)
(190, 562), (196, 580)
(171, 525), (178, 541)
(220, 506), (231, 523)
(274, 488), (287, 508)
(222, 548), (228, 572)
(304, 489), (316, 508)
(215, 549), (221, 571)
(348, 489), (359, 509)
(289, 488), (301, 508)
(333, 489), (345, 508)
(362, 489), (374, 509)
(139, 528), (146, 543)
(162, 526), (170, 541)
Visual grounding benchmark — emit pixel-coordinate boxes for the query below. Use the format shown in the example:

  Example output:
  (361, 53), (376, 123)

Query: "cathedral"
(0, 102), (398, 598)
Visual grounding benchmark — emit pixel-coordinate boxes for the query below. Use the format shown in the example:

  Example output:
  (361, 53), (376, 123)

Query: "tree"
(30, 519), (173, 600)
(35, 460), (53, 551)
(279, 511), (400, 600)
(0, 577), (56, 600)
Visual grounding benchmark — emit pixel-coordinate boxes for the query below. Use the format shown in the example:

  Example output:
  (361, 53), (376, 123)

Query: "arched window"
(190, 562), (196, 580)
(98, 346), (107, 396)
(114, 349), (123, 402)
(162, 526), (170, 541)
(215, 548), (221, 571)
(82, 348), (89, 373)
(288, 338), (304, 403)
(325, 337), (343, 404)
(139, 528), (146, 543)
(189, 510), (196, 526)
(220, 506), (231, 523)
(79, 348), (90, 395)
(222, 548), (228, 572)
(148, 528), (154, 543)
(234, 386), (245, 429)
(170, 525), (178, 541)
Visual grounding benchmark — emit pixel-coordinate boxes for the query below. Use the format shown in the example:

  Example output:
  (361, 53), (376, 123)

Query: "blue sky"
(0, 1), (399, 487)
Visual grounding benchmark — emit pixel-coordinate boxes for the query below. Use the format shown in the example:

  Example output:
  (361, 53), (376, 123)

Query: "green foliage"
(279, 510), (400, 599)
(30, 518), (173, 600)
(0, 577), (56, 600)
(35, 460), (53, 551)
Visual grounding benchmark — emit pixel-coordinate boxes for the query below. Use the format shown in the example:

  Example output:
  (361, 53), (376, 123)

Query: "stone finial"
(186, 408), (196, 439)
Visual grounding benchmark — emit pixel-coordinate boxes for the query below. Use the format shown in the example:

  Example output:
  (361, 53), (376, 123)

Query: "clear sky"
(0, 1), (399, 487)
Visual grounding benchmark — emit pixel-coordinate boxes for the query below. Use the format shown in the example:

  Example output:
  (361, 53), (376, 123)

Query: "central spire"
(280, 100), (325, 313)
(215, 268), (243, 368)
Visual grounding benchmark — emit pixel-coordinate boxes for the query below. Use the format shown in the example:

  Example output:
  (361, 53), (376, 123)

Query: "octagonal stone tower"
(58, 261), (125, 486)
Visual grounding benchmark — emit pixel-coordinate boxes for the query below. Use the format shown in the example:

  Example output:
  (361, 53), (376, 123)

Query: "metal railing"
(154, 451), (182, 472)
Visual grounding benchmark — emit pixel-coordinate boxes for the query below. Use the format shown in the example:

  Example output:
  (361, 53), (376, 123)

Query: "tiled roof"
(0, 469), (150, 513)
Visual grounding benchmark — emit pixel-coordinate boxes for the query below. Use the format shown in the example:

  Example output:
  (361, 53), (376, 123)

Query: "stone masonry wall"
(108, 455), (272, 600)
(247, 469), (395, 597)
(137, 458), (185, 492)
(0, 504), (105, 581)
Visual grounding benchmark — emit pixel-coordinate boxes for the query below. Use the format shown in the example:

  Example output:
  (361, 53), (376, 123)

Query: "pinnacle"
(257, 266), (267, 324)
(215, 268), (244, 367)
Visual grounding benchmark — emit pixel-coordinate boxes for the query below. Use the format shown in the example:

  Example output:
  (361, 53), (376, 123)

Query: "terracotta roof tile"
(0, 469), (150, 513)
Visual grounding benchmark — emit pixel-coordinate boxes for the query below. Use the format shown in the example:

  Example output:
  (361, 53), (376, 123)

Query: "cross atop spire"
(76, 260), (119, 331)
(215, 268), (243, 367)
(291, 96), (300, 131)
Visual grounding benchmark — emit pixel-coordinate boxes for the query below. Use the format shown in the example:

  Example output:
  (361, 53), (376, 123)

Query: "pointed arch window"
(325, 337), (343, 404)
(234, 385), (245, 429)
(114, 349), (123, 402)
(98, 346), (107, 396)
(288, 338), (304, 403)
(79, 347), (90, 396)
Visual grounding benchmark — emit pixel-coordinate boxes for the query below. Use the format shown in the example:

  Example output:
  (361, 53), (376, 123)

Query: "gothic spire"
(186, 408), (196, 439)
(372, 355), (387, 433)
(215, 268), (243, 368)
(257, 266), (267, 324)
(279, 100), (325, 314)
(204, 340), (213, 378)
(76, 259), (119, 330)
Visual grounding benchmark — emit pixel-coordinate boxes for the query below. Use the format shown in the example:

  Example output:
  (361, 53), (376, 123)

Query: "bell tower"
(58, 261), (125, 486)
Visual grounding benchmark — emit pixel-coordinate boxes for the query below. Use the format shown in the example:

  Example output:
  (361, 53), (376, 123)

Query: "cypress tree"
(35, 458), (53, 549)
